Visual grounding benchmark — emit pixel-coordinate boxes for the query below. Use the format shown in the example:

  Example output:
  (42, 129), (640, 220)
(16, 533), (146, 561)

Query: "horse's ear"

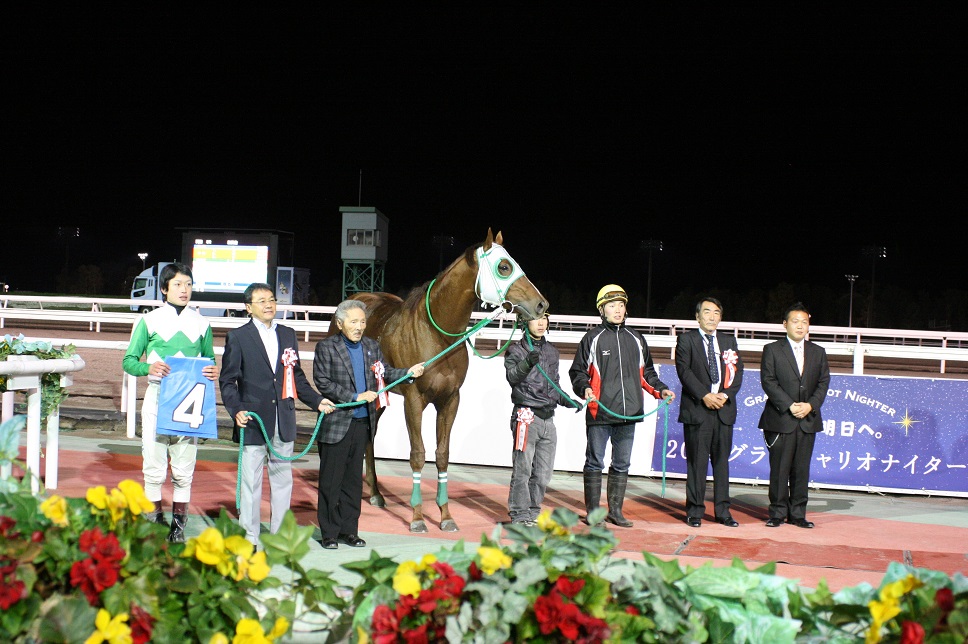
(484, 228), (494, 250)
(494, 230), (503, 246)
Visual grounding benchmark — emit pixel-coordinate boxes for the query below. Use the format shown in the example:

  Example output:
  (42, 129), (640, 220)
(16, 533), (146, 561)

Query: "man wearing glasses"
(220, 283), (335, 547)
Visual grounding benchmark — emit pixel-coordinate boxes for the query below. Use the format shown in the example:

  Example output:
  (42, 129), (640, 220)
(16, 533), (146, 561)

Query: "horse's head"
(475, 228), (549, 321)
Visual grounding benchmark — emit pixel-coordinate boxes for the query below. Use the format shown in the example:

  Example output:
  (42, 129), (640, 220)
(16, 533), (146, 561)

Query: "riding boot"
(167, 502), (189, 543)
(582, 471), (602, 524)
(147, 506), (166, 525)
(605, 471), (633, 528)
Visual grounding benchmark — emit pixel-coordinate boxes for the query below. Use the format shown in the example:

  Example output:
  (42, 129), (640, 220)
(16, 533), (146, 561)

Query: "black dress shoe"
(338, 533), (366, 547)
(321, 538), (338, 549)
(686, 517), (701, 527)
(716, 517), (740, 527)
(791, 519), (815, 529)
(765, 518), (783, 528)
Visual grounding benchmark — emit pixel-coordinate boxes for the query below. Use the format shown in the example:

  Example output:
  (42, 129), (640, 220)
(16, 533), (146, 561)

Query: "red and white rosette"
(371, 360), (390, 409)
(281, 347), (298, 400)
(514, 407), (535, 451)
(721, 348), (738, 389)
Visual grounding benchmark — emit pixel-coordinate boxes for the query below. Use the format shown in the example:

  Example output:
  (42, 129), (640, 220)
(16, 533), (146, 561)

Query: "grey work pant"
(508, 414), (558, 523)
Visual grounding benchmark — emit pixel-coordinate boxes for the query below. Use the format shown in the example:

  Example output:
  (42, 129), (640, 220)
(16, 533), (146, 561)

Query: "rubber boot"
(167, 502), (189, 543)
(605, 471), (633, 528)
(147, 506), (166, 525)
(582, 471), (602, 525)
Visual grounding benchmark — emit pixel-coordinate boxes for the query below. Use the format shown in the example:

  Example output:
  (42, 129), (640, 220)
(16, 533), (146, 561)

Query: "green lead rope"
(521, 329), (674, 497)
(234, 309), (504, 508)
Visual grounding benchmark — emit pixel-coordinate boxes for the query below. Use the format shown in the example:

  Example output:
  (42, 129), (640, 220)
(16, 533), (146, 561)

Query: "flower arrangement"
(0, 333), (77, 420)
(1, 415), (966, 643)
(342, 507), (968, 643)
(0, 416), (348, 644)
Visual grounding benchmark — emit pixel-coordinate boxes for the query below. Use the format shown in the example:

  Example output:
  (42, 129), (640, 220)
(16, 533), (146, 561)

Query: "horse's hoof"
(409, 521), (428, 534)
(369, 495), (386, 508)
(439, 519), (459, 533)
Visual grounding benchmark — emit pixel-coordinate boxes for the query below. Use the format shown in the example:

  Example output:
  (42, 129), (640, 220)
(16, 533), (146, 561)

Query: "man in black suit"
(675, 297), (744, 528)
(758, 302), (830, 529)
(313, 299), (425, 549)
(220, 283), (335, 547)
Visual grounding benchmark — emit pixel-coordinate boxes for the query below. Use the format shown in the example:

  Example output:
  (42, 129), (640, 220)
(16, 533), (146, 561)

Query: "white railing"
(2, 295), (968, 375)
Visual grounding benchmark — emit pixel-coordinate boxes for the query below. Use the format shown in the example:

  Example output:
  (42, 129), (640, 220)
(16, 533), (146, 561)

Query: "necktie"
(705, 334), (718, 383)
(794, 344), (804, 375)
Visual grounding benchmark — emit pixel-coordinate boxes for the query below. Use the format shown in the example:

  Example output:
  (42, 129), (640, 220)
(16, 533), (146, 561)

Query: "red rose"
(556, 602), (582, 641)
(129, 603), (155, 644)
(625, 605), (640, 615)
(535, 592), (567, 635)
(0, 578), (26, 609)
(401, 621), (429, 644)
(900, 620), (925, 644)
(468, 561), (482, 581)
(555, 576), (585, 599)
(79, 527), (106, 554)
(70, 560), (100, 604)
(92, 533), (125, 564)
(0, 556), (18, 577)
(31, 530), (45, 543)
(0, 516), (16, 537)
(935, 587), (955, 614)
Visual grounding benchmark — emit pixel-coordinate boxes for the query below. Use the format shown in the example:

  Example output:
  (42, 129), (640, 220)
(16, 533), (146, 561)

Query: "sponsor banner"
(651, 369), (968, 495)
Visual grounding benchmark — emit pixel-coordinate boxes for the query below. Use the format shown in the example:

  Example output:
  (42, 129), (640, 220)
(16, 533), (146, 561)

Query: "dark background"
(5, 9), (965, 329)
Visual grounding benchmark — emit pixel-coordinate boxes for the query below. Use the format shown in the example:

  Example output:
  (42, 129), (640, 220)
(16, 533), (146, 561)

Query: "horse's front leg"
(404, 394), (428, 533)
(435, 392), (460, 532)
(364, 408), (386, 507)
(363, 439), (384, 507)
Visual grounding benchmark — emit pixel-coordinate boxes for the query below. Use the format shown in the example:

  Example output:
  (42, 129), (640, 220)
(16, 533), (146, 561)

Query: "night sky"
(6, 9), (964, 322)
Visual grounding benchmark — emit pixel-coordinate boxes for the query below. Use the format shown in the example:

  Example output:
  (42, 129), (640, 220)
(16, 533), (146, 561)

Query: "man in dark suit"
(313, 299), (425, 550)
(758, 302), (830, 529)
(220, 283), (335, 547)
(675, 297), (744, 528)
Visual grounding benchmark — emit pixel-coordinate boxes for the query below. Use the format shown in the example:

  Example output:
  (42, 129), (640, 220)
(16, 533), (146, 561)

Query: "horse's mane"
(397, 242), (479, 315)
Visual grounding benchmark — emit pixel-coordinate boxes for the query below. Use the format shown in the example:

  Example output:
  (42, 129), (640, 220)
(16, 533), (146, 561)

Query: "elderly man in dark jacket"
(504, 312), (582, 525)
(313, 299), (424, 550)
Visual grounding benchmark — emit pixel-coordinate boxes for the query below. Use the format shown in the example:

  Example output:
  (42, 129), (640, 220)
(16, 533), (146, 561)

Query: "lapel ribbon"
(281, 347), (298, 400)
(721, 348), (738, 389)
(514, 407), (535, 451)
(372, 360), (389, 409)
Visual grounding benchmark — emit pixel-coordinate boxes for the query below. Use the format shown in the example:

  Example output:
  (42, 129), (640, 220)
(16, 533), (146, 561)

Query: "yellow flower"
(209, 635), (230, 644)
(477, 546), (512, 575)
(417, 553), (437, 571)
(246, 550), (271, 583)
(105, 488), (128, 525)
(185, 527), (228, 567)
(393, 568), (422, 598)
(40, 495), (69, 527)
(232, 617), (274, 644)
(267, 617), (289, 641)
(865, 575), (922, 644)
(537, 509), (569, 536)
(87, 486), (109, 509)
(221, 535), (256, 580)
(84, 608), (132, 644)
(880, 574), (922, 601)
(117, 479), (154, 516)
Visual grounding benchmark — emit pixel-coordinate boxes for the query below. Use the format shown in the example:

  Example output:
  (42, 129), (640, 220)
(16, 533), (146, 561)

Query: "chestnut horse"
(336, 229), (548, 532)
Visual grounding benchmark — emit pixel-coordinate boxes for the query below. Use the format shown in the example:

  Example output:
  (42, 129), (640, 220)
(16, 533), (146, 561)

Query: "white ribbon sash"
(721, 348), (738, 389)
(514, 407), (535, 451)
(372, 360), (389, 409)
(281, 347), (297, 400)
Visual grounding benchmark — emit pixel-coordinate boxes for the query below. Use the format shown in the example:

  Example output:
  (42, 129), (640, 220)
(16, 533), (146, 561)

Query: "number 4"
(172, 383), (207, 429)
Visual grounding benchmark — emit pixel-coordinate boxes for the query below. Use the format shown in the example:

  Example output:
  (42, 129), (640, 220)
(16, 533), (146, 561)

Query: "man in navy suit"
(758, 302), (830, 529)
(313, 299), (425, 550)
(219, 283), (335, 547)
(675, 297), (744, 528)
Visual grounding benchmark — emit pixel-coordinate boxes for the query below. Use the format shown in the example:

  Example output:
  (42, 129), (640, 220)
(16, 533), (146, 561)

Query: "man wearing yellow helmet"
(569, 284), (676, 527)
